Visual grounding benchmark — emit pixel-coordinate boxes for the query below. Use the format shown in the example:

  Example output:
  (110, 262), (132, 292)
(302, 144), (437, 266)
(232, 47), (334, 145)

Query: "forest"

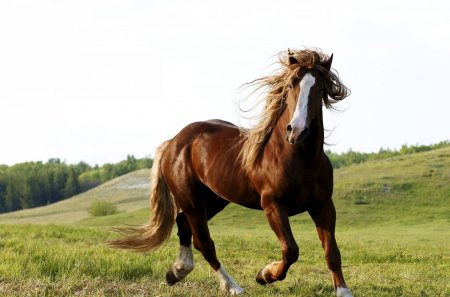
(0, 141), (447, 214)
(0, 155), (152, 214)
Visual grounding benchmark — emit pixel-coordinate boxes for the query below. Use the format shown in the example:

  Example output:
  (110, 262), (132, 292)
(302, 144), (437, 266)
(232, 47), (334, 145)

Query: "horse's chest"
(281, 182), (315, 214)
(283, 173), (333, 215)
(256, 172), (316, 212)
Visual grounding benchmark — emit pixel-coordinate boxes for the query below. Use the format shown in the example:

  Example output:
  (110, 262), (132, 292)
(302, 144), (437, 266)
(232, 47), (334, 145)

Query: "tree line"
(326, 141), (449, 169)
(0, 155), (152, 214)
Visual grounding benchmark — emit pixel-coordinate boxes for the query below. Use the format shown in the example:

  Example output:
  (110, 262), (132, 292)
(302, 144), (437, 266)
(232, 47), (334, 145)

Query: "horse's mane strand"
(239, 48), (350, 172)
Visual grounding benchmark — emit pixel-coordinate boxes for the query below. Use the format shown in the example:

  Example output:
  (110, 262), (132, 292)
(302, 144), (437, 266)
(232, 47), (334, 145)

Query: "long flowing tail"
(108, 140), (176, 252)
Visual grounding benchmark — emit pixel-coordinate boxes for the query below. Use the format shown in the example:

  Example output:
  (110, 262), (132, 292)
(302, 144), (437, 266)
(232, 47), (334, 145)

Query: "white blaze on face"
(287, 73), (316, 143)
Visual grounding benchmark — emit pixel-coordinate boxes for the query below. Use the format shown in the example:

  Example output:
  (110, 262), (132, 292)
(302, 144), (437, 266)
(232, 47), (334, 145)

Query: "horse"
(109, 48), (353, 297)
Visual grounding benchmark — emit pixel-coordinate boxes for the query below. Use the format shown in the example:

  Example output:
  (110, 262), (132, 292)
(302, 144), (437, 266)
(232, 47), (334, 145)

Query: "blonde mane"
(239, 48), (350, 172)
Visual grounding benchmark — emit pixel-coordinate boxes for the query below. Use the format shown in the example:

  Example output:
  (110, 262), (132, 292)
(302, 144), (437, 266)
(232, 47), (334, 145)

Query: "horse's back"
(205, 119), (238, 128)
(170, 119), (238, 143)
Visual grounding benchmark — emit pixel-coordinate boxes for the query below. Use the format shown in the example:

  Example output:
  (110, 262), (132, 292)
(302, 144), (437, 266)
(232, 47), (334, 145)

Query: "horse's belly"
(203, 175), (262, 210)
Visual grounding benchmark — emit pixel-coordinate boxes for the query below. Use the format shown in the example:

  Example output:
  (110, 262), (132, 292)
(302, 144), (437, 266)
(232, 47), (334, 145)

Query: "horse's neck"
(300, 118), (325, 157)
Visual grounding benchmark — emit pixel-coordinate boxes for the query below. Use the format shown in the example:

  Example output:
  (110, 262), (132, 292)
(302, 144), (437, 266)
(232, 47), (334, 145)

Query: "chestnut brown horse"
(109, 48), (352, 296)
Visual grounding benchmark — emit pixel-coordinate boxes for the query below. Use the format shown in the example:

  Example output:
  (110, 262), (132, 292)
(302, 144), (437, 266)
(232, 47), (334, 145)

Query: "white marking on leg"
(287, 73), (316, 143)
(215, 265), (244, 295)
(336, 286), (353, 297)
(172, 245), (194, 279)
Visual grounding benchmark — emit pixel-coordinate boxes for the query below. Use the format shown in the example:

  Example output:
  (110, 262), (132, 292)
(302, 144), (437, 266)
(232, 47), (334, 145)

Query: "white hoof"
(336, 286), (353, 297)
(228, 285), (244, 295)
(215, 265), (244, 295)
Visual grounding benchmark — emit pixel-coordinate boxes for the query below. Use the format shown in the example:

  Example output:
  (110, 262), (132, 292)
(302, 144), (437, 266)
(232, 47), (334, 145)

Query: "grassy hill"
(0, 147), (449, 296)
(1, 146), (448, 228)
(333, 145), (450, 226)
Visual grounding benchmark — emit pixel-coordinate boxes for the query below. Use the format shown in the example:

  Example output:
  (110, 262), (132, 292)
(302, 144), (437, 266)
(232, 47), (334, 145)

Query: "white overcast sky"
(0, 0), (449, 166)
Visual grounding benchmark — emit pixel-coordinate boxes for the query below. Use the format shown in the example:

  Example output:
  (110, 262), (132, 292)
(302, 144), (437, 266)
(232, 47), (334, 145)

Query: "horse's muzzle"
(286, 125), (309, 145)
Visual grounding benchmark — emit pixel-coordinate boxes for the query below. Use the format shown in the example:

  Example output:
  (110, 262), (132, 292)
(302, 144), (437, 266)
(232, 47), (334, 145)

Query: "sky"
(0, 0), (449, 166)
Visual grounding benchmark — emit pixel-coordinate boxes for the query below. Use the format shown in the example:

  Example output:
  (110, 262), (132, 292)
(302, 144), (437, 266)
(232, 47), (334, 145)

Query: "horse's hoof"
(166, 269), (180, 286)
(255, 269), (267, 285)
(336, 287), (353, 297)
(229, 285), (245, 295)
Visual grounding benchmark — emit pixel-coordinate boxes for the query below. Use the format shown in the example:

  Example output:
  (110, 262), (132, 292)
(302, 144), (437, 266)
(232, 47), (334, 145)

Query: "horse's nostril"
(286, 124), (293, 132)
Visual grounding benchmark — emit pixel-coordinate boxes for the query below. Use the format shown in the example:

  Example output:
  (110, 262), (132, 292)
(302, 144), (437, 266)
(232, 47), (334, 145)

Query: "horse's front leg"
(257, 201), (299, 284)
(309, 201), (353, 297)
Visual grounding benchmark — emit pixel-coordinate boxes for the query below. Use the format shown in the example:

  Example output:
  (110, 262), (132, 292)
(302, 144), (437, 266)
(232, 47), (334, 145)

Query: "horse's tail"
(108, 140), (176, 253)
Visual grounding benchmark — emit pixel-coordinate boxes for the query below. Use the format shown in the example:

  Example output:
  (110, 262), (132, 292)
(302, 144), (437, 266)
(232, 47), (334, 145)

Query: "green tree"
(17, 178), (33, 209)
(74, 161), (91, 175)
(0, 178), (7, 212)
(49, 167), (66, 203)
(126, 154), (137, 172)
(5, 177), (20, 211)
(63, 169), (80, 198)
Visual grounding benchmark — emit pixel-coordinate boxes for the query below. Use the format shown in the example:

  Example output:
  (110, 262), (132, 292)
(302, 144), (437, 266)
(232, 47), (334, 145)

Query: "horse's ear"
(289, 56), (299, 65)
(322, 54), (333, 70)
(287, 48), (298, 65)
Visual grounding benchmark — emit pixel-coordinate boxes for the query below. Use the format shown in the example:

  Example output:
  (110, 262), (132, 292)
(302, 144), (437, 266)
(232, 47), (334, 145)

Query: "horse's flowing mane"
(239, 48), (350, 171)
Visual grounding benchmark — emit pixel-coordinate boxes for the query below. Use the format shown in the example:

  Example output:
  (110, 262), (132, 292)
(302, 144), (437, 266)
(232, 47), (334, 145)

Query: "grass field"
(0, 147), (449, 296)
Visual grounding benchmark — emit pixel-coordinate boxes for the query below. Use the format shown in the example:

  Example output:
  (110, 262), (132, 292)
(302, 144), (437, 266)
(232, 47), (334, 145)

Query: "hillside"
(331, 145), (450, 227)
(0, 147), (449, 227)
(0, 169), (150, 224)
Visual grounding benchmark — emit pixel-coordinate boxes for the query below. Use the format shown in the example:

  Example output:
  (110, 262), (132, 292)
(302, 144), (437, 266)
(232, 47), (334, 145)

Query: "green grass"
(0, 221), (448, 296)
(0, 147), (449, 296)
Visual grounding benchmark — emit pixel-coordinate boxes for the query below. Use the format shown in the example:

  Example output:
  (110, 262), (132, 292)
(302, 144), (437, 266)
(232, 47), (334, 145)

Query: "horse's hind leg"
(309, 201), (353, 297)
(188, 213), (244, 295)
(166, 212), (194, 285)
(183, 196), (243, 295)
(166, 195), (243, 294)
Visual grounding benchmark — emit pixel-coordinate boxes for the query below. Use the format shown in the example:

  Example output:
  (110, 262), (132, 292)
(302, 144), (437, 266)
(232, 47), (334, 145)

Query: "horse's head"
(284, 51), (347, 145)
(239, 49), (349, 169)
